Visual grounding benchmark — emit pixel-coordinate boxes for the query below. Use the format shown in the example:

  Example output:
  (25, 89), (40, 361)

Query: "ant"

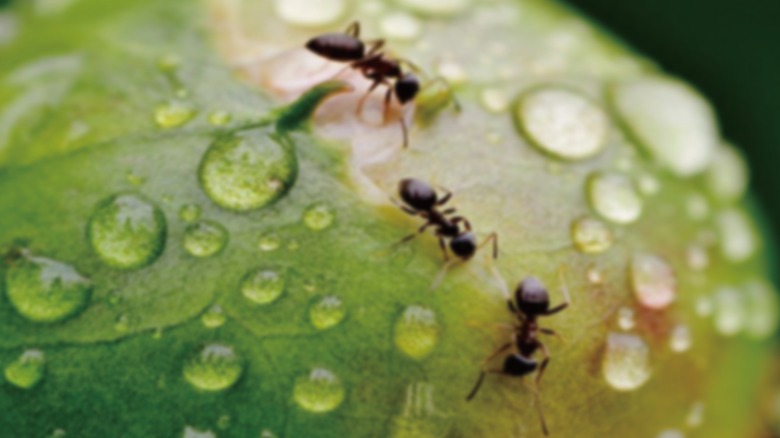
(394, 178), (497, 262)
(305, 21), (457, 148)
(466, 275), (570, 436)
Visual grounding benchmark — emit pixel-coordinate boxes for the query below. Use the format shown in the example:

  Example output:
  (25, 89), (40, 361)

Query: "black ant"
(305, 22), (457, 148)
(466, 276), (570, 436)
(394, 178), (497, 261)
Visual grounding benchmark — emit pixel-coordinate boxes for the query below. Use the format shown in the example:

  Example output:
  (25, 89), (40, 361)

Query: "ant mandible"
(305, 22), (456, 148)
(394, 178), (497, 261)
(466, 275), (570, 436)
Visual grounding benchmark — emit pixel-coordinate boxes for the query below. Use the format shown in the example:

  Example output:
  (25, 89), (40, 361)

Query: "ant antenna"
(430, 259), (460, 291)
(558, 264), (572, 305)
(466, 371), (486, 401)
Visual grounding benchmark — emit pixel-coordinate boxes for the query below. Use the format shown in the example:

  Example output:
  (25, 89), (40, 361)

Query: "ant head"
(305, 33), (365, 62)
(514, 276), (550, 316)
(399, 178), (437, 211)
(450, 232), (477, 259)
(394, 73), (421, 105)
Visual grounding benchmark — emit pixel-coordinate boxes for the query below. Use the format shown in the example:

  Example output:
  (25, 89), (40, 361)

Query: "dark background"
(564, 0), (780, 245)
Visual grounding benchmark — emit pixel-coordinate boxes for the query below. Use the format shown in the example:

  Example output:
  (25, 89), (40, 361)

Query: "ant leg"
(356, 78), (386, 115)
(393, 221), (433, 248)
(437, 235), (449, 261)
(388, 197), (418, 216)
(365, 39), (386, 57)
(523, 379), (550, 436)
(383, 86), (394, 123)
(436, 187), (453, 206)
(535, 342), (550, 388)
(540, 328), (565, 343)
(345, 21), (360, 38)
(450, 216), (471, 231)
(430, 258), (460, 290)
(465, 342), (512, 401)
(440, 208), (457, 215)
(478, 232), (499, 259)
(425, 76), (462, 112)
(396, 58), (424, 75)
(544, 267), (571, 316)
(399, 111), (410, 148)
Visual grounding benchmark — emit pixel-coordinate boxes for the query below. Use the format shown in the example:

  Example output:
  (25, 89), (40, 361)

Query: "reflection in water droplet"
(4, 349), (45, 389)
(293, 368), (345, 413)
(380, 12), (422, 41)
(183, 343), (243, 391)
(88, 193), (167, 269)
(208, 111), (232, 127)
(706, 144), (748, 202)
(5, 254), (92, 323)
(199, 131), (297, 212)
(241, 269), (286, 305)
(179, 204), (202, 223)
(309, 296), (346, 330)
(587, 172), (642, 224)
(183, 426), (216, 438)
(714, 286), (745, 336)
(617, 307), (635, 331)
(274, 0), (345, 27)
(257, 233), (281, 251)
(183, 221), (228, 258)
(571, 216), (613, 254)
(202, 305), (226, 329)
(303, 203), (335, 231)
(669, 324), (692, 352)
(716, 209), (758, 262)
(154, 101), (196, 129)
(630, 253), (676, 310)
(394, 306), (439, 359)
(517, 87), (609, 160)
(398, 0), (471, 16)
(743, 279), (779, 339)
(602, 332), (651, 391)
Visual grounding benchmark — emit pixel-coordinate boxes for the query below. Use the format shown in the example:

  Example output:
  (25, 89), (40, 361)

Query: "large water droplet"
(516, 87), (609, 160)
(630, 253), (676, 310)
(201, 305), (226, 329)
(713, 286), (745, 336)
(4, 349), (45, 389)
(617, 307), (635, 331)
(303, 203), (335, 231)
(293, 367), (345, 413)
(179, 204), (202, 223)
(571, 216), (613, 254)
(602, 332), (652, 391)
(87, 193), (167, 269)
(609, 76), (717, 176)
(669, 323), (692, 353)
(198, 131), (297, 212)
(183, 426), (216, 438)
(706, 144), (748, 202)
(241, 268), (286, 305)
(309, 296), (346, 330)
(716, 208), (758, 262)
(274, 0), (346, 27)
(183, 343), (243, 391)
(183, 221), (228, 258)
(155, 101), (196, 129)
(398, 0), (471, 16)
(587, 172), (642, 224)
(5, 254), (92, 323)
(743, 279), (779, 339)
(394, 306), (439, 360)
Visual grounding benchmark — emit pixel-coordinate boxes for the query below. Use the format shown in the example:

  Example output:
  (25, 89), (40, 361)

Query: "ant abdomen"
(449, 232), (477, 258)
(504, 354), (538, 377)
(305, 34), (365, 62)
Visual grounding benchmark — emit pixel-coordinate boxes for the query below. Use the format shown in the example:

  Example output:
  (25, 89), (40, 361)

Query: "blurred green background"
(565, 0), (780, 249)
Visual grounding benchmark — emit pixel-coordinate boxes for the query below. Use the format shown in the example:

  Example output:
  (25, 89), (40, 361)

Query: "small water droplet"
(208, 111), (231, 127)
(636, 173), (660, 195)
(436, 61), (468, 86)
(241, 268), (286, 305)
(309, 296), (346, 330)
(602, 332), (652, 391)
(202, 305), (226, 329)
(198, 131), (297, 212)
(183, 426), (216, 438)
(179, 204), (202, 223)
(686, 193), (709, 221)
(274, 0), (345, 27)
(630, 253), (676, 310)
(257, 233), (281, 251)
(380, 12), (422, 41)
(686, 245), (709, 271)
(587, 172), (643, 224)
(183, 221), (228, 258)
(288, 240), (300, 251)
(157, 55), (181, 72)
(114, 314), (130, 332)
(617, 307), (635, 331)
(4, 349), (45, 389)
(183, 343), (243, 391)
(706, 144), (748, 202)
(669, 323), (692, 352)
(87, 193), (167, 269)
(394, 306), (439, 360)
(216, 415), (231, 430)
(260, 430), (278, 438)
(656, 429), (684, 438)
(293, 367), (345, 413)
(126, 171), (146, 186)
(571, 216), (613, 254)
(686, 401), (704, 428)
(152, 327), (163, 339)
(5, 254), (92, 323)
(48, 429), (66, 438)
(587, 267), (603, 284)
(479, 88), (508, 113)
(716, 208), (758, 262)
(303, 203), (335, 231)
(743, 279), (779, 339)
(713, 286), (745, 336)
(398, 0), (471, 16)
(695, 295), (714, 317)
(517, 87), (609, 160)
(155, 101), (196, 129)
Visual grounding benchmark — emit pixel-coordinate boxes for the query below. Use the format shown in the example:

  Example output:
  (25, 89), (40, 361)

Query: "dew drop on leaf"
(669, 323), (692, 353)
(656, 429), (685, 438)
(630, 253), (676, 310)
(303, 203), (335, 231)
(183, 343), (243, 392)
(602, 332), (652, 391)
(183, 425), (216, 438)
(241, 268), (286, 305)
(706, 144), (748, 202)
(743, 279), (779, 339)
(154, 101), (196, 129)
(380, 12), (422, 41)
(293, 367), (345, 413)
(587, 172), (642, 224)
(571, 216), (613, 254)
(617, 307), (635, 331)
(257, 233), (281, 252)
(208, 111), (232, 127)
(201, 305), (226, 329)
(398, 0), (471, 16)
(716, 208), (758, 262)
(179, 204), (202, 223)
(394, 305), (439, 360)
(274, 0), (345, 27)
(309, 295), (346, 330)
(183, 221), (228, 258)
(4, 349), (45, 389)
(713, 286), (745, 336)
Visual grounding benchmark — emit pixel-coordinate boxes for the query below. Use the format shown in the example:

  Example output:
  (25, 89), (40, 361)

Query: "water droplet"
(713, 286), (745, 336)
(394, 306), (439, 360)
(274, 0), (345, 27)
(87, 193), (167, 269)
(303, 203), (335, 231)
(293, 367), (345, 413)
(380, 12), (422, 41)
(216, 415), (231, 430)
(716, 208), (758, 262)
(157, 55), (181, 72)
(479, 88), (508, 113)
(155, 101), (196, 129)
(669, 323), (692, 352)
(656, 429), (684, 438)
(686, 193), (710, 221)
(126, 171), (146, 186)
(208, 111), (232, 127)
(309, 296), (346, 330)
(587, 172), (643, 224)
(587, 267), (603, 284)
(571, 216), (613, 254)
(202, 305), (226, 329)
(398, 0), (471, 16)
(686, 245), (709, 271)
(257, 233), (281, 251)
(183, 343), (243, 391)
(5, 254), (92, 323)
(706, 144), (748, 202)
(183, 426), (216, 438)
(610, 77), (717, 176)
(686, 401), (704, 428)
(198, 131), (297, 212)
(260, 430), (278, 438)
(48, 429), (66, 438)
(743, 279), (779, 339)
(636, 173), (661, 196)
(617, 307), (635, 331)
(436, 61), (468, 85)
(630, 253), (676, 310)
(241, 268), (286, 305)
(695, 295), (714, 317)
(114, 314), (130, 332)
(517, 87), (609, 160)
(602, 332), (652, 391)
(179, 204), (202, 223)
(4, 349), (45, 389)
(183, 221), (228, 258)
